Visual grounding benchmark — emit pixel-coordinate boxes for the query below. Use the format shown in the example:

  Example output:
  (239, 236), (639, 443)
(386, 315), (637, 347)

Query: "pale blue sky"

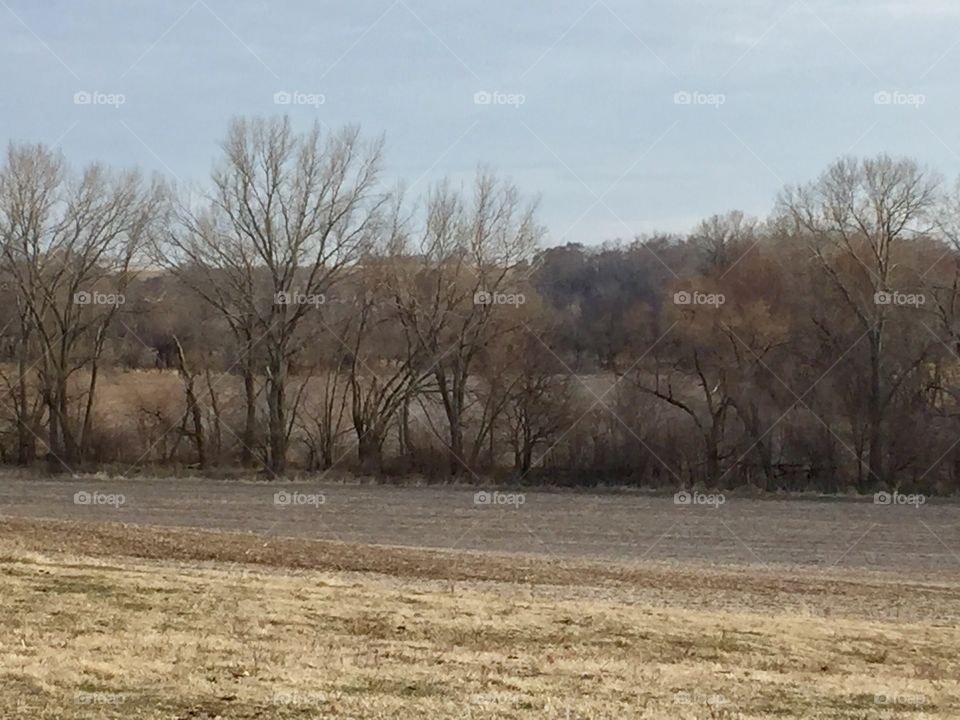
(2, 0), (959, 244)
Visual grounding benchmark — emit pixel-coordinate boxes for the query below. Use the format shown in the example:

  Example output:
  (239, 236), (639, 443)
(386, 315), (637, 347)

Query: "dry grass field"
(2, 516), (959, 719)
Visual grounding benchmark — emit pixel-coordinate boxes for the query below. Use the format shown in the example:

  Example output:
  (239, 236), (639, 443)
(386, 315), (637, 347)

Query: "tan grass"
(0, 518), (958, 718)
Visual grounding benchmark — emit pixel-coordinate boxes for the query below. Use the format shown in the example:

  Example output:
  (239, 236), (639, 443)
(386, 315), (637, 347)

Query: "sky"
(2, 0), (960, 246)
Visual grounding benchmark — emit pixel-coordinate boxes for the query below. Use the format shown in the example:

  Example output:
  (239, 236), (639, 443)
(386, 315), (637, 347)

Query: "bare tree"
(161, 117), (387, 475)
(0, 143), (162, 468)
(0, 274), (43, 463)
(346, 265), (428, 473)
(389, 172), (543, 476)
(689, 210), (757, 272)
(299, 353), (351, 472)
(778, 155), (939, 488)
(502, 333), (575, 476)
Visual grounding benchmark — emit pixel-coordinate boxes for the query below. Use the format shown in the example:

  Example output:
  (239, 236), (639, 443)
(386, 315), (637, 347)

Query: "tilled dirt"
(1, 474), (958, 579)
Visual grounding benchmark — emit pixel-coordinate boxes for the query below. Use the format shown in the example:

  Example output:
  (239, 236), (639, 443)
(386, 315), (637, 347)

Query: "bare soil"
(1, 474), (958, 577)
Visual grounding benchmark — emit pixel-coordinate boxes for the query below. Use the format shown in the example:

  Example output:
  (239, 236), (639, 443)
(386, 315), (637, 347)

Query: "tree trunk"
(398, 394), (411, 459)
(449, 421), (464, 477)
(521, 422), (534, 474)
(447, 371), (467, 477)
(205, 369), (222, 462)
(866, 330), (884, 489)
(174, 337), (205, 469)
(45, 390), (66, 471)
(16, 340), (32, 465)
(57, 381), (79, 466)
(267, 360), (287, 476)
(78, 357), (99, 460)
(357, 430), (383, 474)
(704, 429), (720, 487)
(241, 364), (256, 467)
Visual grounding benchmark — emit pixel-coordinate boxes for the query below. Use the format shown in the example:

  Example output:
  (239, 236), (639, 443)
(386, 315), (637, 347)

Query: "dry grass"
(1, 518), (959, 718)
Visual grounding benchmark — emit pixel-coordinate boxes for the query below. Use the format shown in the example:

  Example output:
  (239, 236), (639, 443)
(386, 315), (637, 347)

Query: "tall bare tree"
(0, 143), (162, 467)
(389, 172), (543, 475)
(162, 117), (387, 475)
(778, 155), (939, 488)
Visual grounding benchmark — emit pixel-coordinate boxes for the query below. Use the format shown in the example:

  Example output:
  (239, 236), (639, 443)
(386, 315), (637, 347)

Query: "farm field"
(0, 474), (957, 575)
(2, 476), (960, 717)
(1, 515), (959, 718)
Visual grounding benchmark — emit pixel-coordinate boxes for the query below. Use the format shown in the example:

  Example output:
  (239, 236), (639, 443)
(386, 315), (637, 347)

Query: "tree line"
(1, 116), (960, 495)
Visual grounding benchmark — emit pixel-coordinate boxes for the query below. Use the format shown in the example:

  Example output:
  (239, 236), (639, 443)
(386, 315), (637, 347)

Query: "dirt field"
(2, 474), (960, 718)
(1, 474), (959, 576)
